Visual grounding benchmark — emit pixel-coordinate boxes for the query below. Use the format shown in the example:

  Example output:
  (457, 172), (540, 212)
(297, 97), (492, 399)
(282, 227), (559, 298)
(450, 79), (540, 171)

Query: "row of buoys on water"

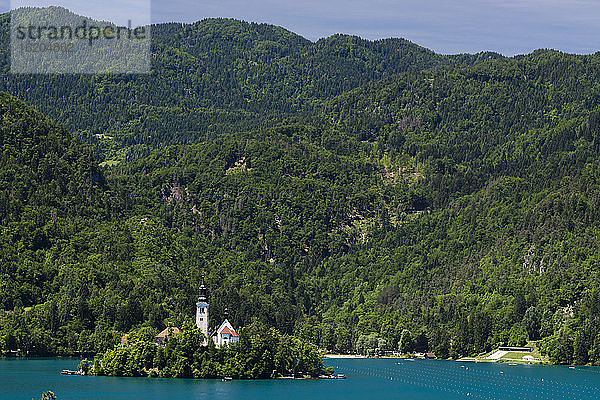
(340, 365), (510, 400)
(386, 361), (600, 396)
(337, 364), (600, 400)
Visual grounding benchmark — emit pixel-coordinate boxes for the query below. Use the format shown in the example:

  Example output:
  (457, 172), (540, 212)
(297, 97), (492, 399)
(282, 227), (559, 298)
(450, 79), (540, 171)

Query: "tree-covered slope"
(1, 23), (600, 366)
(0, 92), (104, 310)
(0, 10), (497, 162)
(0, 95), (405, 355)
(95, 50), (600, 364)
(312, 50), (600, 363)
(322, 50), (600, 200)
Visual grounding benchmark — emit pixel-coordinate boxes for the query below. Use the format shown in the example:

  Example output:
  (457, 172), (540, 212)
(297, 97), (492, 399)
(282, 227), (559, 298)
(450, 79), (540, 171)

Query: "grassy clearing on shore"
(458, 342), (548, 364)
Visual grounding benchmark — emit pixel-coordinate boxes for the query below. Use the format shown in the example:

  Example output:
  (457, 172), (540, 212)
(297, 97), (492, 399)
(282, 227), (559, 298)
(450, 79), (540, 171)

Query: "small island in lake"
(91, 280), (326, 379)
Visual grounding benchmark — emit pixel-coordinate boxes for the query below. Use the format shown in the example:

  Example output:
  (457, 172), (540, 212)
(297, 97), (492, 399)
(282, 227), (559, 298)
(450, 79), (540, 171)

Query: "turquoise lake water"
(1, 357), (600, 400)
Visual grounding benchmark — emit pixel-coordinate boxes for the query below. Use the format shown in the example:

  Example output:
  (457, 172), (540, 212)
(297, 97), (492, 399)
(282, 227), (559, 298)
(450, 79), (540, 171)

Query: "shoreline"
(457, 357), (548, 365)
(324, 354), (421, 360)
(0, 354), (574, 367)
(324, 354), (368, 359)
(324, 354), (552, 366)
(324, 354), (407, 359)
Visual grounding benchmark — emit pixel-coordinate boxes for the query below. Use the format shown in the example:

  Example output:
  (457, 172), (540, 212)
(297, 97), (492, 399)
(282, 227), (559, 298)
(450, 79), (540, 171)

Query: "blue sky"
(5, 0), (600, 55)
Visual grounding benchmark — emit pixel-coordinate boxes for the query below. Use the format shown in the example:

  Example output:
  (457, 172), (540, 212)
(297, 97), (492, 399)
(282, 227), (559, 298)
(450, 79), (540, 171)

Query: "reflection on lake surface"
(1, 357), (600, 400)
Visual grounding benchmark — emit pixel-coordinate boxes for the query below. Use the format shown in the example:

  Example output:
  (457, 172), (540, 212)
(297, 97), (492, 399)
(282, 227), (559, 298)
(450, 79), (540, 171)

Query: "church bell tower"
(196, 276), (209, 345)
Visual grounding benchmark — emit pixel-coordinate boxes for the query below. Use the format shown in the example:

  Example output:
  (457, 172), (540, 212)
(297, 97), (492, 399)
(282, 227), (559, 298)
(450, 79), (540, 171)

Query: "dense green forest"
(0, 8), (500, 162)
(1, 12), (600, 366)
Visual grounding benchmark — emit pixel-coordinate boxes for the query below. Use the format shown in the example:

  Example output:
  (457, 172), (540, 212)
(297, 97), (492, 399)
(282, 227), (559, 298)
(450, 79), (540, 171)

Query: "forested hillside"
(313, 51), (600, 364)
(0, 9), (499, 162)
(1, 14), (600, 365)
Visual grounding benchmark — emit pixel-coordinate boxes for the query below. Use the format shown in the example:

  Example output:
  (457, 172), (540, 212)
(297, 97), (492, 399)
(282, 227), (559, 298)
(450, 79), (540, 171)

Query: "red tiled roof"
(156, 327), (181, 338)
(220, 326), (233, 335)
(220, 326), (239, 337)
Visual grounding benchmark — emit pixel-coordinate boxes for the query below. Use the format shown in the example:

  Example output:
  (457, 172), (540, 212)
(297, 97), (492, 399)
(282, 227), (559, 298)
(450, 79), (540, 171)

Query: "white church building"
(213, 311), (240, 347)
(196, 277), (240, 347)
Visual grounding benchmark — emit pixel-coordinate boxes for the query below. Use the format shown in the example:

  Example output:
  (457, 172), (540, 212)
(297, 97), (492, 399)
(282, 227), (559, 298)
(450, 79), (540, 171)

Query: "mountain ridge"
(0, 9), (501, 162)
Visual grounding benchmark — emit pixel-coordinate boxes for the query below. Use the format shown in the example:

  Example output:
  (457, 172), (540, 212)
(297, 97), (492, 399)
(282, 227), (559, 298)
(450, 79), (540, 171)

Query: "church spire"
(198, 275), (207, 302)
(196, 274), (209, 346)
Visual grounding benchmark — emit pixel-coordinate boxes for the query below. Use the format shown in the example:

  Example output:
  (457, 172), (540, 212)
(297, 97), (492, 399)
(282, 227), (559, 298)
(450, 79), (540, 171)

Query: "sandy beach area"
(323, 354), (369, 359)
